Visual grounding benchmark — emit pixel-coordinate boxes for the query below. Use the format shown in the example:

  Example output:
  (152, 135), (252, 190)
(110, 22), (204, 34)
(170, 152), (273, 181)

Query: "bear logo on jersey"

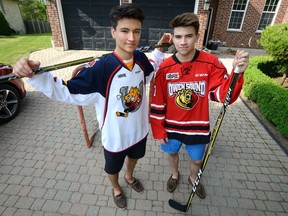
(116, 81), (143, 117)
(175, 89), (199, 110)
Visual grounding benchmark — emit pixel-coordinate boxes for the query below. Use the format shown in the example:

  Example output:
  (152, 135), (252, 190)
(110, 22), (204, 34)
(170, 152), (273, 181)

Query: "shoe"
(112, 189), (126, 209)
(167, 172), (180, 193)
(188, 176), (206, 199)
(124, 177), (144, 193)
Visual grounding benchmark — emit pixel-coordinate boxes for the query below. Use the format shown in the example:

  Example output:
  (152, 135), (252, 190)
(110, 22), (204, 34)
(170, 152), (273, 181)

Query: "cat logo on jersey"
(175, 89), (199, 110)
(116, 81), (143, 117)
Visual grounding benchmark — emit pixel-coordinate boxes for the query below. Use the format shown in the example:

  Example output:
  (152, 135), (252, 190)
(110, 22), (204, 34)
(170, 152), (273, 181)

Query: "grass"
(0, 33), (52, 65)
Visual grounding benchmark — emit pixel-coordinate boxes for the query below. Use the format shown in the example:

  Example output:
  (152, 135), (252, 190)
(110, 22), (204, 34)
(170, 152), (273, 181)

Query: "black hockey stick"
(0, 56), (97, 83)
(169, 66), (242, 212)
(0, 43), (172, 84)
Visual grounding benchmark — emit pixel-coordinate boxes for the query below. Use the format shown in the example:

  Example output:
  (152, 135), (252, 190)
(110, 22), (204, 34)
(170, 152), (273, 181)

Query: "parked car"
(0, 63), (26, 124)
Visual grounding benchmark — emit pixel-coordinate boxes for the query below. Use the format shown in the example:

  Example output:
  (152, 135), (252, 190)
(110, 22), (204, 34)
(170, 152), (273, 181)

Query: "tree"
(258, 23), (288, 86)
(18, 0), (47, 21)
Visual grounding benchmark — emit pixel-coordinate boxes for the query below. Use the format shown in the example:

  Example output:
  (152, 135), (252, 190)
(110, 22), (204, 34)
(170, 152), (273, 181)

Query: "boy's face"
(111, 18), (142, 59)
(172, 26), (199, 57)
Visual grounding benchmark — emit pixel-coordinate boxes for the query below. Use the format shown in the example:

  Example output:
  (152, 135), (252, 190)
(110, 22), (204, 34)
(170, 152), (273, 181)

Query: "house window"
(228, 0), (249, 31)
(257, 0), (279, 31)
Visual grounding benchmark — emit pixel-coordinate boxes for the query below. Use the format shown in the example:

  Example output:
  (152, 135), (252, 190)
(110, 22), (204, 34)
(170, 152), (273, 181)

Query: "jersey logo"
(166, 73), (179, 80)
(168, 81), (206, 110)
(175, 89), (199, 110)
(116, 81), (143, 117)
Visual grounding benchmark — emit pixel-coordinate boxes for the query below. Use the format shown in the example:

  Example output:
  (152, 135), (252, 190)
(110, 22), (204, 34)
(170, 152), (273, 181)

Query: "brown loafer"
(112, 189), (126, 209)
(124, 177), (144, 193)
(188, 177), (206, 199)
(167, 172), (180, 193)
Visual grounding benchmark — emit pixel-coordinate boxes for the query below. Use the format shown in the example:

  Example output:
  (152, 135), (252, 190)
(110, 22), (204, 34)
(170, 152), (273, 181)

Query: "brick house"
(45, 0), (288, 51)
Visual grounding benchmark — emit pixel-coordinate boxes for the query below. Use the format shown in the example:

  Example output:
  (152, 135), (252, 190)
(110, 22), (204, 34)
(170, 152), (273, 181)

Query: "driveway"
(0, 48), (287, 216)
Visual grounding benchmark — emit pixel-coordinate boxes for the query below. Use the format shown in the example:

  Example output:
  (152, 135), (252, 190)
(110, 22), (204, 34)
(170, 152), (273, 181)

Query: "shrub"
(243, 56), (288, 138)
(0, 11), (12, 36)
(258, 23), (288, 63)
(258, 23), (288, 83)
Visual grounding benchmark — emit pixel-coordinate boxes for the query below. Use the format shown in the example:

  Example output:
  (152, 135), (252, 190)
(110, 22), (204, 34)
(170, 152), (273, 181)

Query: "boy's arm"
(149, 69), (167, 139)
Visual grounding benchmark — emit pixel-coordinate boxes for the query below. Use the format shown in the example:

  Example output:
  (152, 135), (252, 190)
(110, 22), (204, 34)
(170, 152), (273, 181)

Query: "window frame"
(227, 0), (250, 32)
(256, 0), (280, 32)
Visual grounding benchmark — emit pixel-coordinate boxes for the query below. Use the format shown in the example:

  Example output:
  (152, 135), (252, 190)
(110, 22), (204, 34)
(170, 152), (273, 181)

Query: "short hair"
(170, 13), (200, 34)
(110, 3), (145, 29)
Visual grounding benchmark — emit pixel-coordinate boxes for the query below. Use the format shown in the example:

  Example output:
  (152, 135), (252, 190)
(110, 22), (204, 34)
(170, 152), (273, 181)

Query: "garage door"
(62, 0), (117, 50)
(133, 0), (195, 47)
(62, 0), (195, 50)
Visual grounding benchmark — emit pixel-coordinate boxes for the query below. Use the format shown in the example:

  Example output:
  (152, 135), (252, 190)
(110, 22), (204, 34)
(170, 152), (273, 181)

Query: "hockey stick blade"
(168, 66), (241, 212)
(168, 199), (188, 212)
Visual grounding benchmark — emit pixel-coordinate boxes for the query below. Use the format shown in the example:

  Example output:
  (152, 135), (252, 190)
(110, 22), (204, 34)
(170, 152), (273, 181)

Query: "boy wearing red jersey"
(150, 13), (249, 198)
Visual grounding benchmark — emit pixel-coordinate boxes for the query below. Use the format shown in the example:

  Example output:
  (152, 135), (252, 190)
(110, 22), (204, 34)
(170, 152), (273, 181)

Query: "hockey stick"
(168, 66), (242, 212)
(0, 43), (173, 84)
(0, 56), (97, 83)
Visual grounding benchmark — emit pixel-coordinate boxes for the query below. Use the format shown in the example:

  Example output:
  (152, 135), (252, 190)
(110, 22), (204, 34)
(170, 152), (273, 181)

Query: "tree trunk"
(280, 72), (287, 86)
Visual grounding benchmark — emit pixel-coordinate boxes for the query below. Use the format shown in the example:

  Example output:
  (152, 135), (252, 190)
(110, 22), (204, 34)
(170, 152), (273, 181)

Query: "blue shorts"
(160, 139), (206, 161)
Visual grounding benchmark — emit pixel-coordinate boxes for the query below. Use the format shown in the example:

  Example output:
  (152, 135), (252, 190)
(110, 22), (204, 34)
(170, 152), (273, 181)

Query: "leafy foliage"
(0, 11), (12, 35)
(19, 0), (47, 21)
(243, 56), (288, 138)
(258, 23), (288, 83)
(258, 23), (288, 63)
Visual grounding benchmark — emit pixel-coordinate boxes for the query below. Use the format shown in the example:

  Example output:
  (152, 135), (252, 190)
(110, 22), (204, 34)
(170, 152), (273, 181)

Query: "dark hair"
(110, 3), (145, 29)
(170, 13), (200, 34)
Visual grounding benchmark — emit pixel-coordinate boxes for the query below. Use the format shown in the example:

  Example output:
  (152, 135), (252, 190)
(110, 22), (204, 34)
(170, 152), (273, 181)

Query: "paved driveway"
(0, 48), (287, 216)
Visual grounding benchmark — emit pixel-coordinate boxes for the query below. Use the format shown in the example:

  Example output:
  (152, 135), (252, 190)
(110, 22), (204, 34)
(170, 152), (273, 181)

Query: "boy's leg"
(124, 137), (147, 193)
(160, 139), (182, 192)
(125, 157), (137, 181)
(104, 149), (127, 208)
(108, 173), (122, 195)
(168, 153), (179, 179)
(185, 144), (207, 199)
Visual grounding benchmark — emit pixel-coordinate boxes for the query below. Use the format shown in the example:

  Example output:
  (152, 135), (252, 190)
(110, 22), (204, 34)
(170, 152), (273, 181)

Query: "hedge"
(243, 56), (288, 138)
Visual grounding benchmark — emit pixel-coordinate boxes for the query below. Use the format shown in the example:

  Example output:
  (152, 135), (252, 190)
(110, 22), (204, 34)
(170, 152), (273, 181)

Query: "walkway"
(0, 48), (287, 216)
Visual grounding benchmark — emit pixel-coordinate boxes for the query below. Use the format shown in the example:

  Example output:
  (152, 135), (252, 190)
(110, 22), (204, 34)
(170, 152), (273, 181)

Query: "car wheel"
(0, 83), (21, 124)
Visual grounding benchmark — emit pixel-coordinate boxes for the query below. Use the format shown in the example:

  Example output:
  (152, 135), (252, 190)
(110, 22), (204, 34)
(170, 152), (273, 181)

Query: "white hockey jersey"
(27, 50), (164, 152)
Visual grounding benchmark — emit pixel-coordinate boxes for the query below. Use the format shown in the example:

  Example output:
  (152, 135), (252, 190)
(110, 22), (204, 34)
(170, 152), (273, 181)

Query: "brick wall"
(46, 0), (64, 49)
(46, 0), (213, 50)
(196, 0), (209, 50)
(212, 0), (288, 49)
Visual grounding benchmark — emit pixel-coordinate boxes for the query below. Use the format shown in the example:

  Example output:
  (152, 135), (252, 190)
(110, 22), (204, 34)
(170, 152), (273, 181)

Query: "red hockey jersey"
(149, 50), (244, 144)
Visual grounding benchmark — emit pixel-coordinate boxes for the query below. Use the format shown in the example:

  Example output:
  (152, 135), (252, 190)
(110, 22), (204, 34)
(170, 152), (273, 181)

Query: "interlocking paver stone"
(0, 48), (287, 216)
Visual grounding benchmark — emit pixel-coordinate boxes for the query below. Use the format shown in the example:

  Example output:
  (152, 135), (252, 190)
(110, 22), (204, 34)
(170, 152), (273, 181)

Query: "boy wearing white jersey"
(13, 3), (171, 209)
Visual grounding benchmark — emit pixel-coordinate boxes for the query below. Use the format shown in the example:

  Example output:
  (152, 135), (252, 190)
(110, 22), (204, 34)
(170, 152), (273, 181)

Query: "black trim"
(168, 132), (210, 145)
(150, 108), (165, 114)
(165, 123), (209, 131)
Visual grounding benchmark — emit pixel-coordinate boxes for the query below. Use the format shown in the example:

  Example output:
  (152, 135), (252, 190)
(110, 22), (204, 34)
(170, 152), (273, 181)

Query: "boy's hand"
(232, 50), (249, 73)
(156, 33), (173, 51)
(13, 58), (41, 78)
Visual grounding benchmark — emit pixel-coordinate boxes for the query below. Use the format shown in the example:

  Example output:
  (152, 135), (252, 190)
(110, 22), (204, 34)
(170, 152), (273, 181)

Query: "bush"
(243, 56), (288, 138)
(258, 23), (288, 81)
(258, 23), (288, 63)
(0, 11), (12, 36)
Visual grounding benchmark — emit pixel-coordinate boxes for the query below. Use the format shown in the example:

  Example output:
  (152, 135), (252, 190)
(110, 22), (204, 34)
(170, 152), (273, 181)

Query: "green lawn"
(0, 33), (52, 66)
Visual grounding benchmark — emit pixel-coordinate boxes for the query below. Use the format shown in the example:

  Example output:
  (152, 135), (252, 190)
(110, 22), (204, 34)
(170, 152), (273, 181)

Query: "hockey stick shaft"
(0, 43), (173, 84)
(169, 66), (241, 212)
(0, 56), (97, 83)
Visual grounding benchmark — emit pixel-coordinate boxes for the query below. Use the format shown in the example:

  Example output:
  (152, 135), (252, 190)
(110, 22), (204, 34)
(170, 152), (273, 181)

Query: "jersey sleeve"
(208, 60), (244, 104)
(149, 68), (167, 139)
(146, 49), (165, 83)
(27, 61), (102, 106)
